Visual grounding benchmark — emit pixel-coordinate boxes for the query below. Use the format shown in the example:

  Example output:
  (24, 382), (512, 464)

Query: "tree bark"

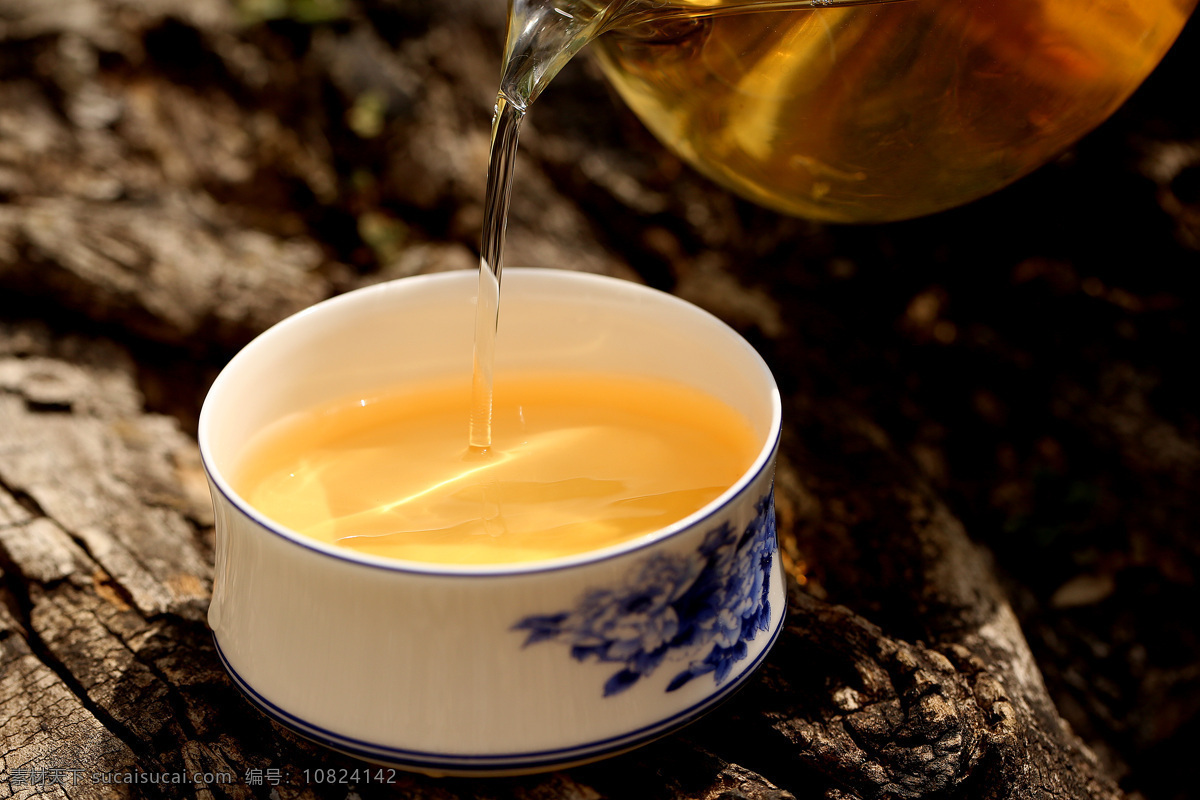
(2, 0), (1196, 798)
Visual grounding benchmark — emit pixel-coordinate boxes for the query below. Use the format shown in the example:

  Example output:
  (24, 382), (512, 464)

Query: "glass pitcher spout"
(499, 0), (610, 109)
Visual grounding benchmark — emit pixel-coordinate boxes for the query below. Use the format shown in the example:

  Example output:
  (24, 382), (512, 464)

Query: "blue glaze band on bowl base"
(215, 618), (783, 777)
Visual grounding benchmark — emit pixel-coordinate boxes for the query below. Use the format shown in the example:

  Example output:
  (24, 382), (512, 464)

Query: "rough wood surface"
(2, 0), (1198, 798)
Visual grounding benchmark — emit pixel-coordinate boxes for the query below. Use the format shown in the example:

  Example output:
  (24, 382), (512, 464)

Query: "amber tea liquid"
(234, 371), (759, 564)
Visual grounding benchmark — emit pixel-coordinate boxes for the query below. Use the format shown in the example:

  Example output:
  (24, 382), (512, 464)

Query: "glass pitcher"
(506, 0), (1197, 222)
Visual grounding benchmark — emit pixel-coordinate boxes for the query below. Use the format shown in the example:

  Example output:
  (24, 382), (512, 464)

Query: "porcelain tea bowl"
(198, 268), (784, 776)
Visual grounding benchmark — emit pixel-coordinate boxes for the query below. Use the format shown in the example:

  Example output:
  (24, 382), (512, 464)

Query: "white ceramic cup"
(199, 268), (784, 775)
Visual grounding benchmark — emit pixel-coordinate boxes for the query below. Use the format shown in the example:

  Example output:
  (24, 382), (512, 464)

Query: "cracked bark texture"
(2, 0), (1198, 798)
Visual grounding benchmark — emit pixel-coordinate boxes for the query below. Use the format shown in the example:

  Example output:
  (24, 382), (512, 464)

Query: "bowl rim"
(198, 267), (783, 578)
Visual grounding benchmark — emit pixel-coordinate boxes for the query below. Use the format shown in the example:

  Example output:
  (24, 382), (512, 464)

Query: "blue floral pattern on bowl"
(514, 491), (777, 697)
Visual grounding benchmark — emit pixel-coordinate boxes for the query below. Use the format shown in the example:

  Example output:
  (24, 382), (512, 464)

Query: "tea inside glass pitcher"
(504, 0), (1196, 223)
